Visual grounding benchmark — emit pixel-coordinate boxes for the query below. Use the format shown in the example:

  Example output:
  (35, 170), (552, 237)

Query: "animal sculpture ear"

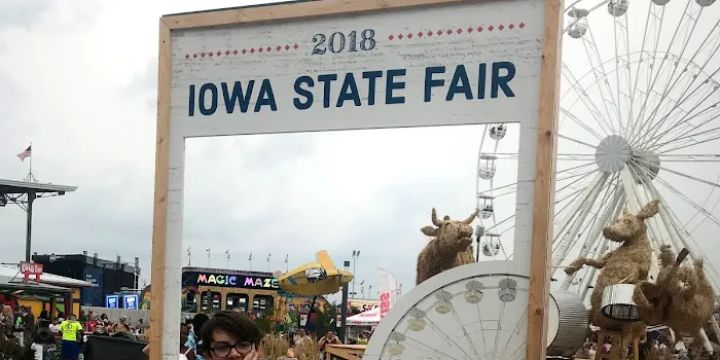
(637, 199), (660, 220)
(421, 226), (438, 237)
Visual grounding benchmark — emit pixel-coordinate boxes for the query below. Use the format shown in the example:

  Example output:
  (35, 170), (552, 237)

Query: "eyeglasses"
(211, 341), (253, 358)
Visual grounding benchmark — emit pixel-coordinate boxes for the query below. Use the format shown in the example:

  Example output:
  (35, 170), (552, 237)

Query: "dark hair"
(192, 313), (209, 332)
(199, 311), (261, 352)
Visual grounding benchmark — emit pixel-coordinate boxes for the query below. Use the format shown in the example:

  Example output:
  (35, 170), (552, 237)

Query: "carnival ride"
(278, 250), (353, 296)
(366, 0), (720, 358)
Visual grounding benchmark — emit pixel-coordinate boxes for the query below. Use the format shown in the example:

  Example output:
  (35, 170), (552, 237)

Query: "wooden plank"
(162, 0), (468, 30)
(149, 19), (172, 360)
(525, 0), (563, 358)
(325, 344), (365, 360)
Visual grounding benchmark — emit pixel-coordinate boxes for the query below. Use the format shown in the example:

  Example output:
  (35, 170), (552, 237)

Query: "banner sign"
(377, 268), (398, 319)
(182, 270), (280, 290)
(20, 262), (43, 283)
(169, 0), (543, 138)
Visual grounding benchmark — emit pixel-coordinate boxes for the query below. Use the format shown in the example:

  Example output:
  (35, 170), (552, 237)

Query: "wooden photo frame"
(152, 0), (562, 358)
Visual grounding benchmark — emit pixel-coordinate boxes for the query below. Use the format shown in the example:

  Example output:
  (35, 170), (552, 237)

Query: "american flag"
(17, 146), (31, 162)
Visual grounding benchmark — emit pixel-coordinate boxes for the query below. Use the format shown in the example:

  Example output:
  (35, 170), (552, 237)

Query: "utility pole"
(340, 260), (350, 343)
(351, 250), (360, 297)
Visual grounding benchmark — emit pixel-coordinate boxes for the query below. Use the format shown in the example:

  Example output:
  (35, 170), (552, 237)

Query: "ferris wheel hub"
(595, 135), (632, 173)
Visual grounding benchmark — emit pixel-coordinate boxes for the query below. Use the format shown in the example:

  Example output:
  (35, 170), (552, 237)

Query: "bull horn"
(431, 208), (441, 226)
(462, 209), (479, 224)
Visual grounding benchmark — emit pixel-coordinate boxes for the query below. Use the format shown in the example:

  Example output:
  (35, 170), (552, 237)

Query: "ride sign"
(152, 1), (561, 359)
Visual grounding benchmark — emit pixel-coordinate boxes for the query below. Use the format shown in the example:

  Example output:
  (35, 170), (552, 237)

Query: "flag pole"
(26, 141), (36, 182)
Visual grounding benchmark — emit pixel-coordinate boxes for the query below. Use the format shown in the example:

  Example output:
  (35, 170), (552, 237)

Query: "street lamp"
(351, 250), (360, 297)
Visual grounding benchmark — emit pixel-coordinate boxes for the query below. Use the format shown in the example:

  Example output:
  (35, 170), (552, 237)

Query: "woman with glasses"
(200, 311), (261, 360)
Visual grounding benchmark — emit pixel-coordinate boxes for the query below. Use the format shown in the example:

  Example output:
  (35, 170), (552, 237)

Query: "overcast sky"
(2, 0), (720, 302)
(0, 0), (500, 297)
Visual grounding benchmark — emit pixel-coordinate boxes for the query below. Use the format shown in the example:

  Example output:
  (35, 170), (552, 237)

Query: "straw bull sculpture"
(416, 208), (477, 285)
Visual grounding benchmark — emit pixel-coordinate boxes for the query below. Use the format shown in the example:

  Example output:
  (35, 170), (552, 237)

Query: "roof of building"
(0, 273), (73, 296)
(0, 264), (94, 288)
(0, 178), (77, 195)
(32, 254), (138, 274)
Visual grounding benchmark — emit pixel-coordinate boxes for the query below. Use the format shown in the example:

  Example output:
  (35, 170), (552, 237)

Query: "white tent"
(346, 307), (381, 326)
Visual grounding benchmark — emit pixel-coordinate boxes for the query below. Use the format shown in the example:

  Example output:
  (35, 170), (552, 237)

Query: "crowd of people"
(0, 305), (148, 359)
(2, 304), (370, 360)
(573, 333), (706, 360)
(176, 312), (357, 360)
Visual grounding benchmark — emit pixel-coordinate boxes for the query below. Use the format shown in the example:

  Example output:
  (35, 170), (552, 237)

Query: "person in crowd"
(180, 324), (197, 360)
(39, 310), (49, 321)
(78, 310), (86, 323)
(13, 306), (26, 346)
(0, 305), (13, 339)
(186, 313), (209, 360)
(356, 330), (370, 345)
(49, 317), (62, 333)
(24, 307), (35, 341)
(136, 318), (146, 334)
(318, 330), (342, 351)
(100, 313), (108, 321)
(199, 311), (261, 360)
(293, 328), (312, 348)
(114, 316), (130, 334)
(60, 314), (83, 360)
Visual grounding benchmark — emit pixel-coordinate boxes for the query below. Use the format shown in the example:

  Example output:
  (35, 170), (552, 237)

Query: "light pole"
(266, 253), (271, 271)
(206, 248), (211, 267)
(351, 250), (360, 297)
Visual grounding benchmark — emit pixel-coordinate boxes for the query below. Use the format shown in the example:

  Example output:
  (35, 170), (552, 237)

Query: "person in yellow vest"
(60, 314), (83, 360)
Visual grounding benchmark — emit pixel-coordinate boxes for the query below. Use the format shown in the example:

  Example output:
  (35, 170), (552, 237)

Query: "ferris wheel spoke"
(630, 157), (720, 190)
(627, 1), (660, 133)
(554, 173), (615, 266)
(501, 308), (528, 355)
(485, 214), (516, 233)
(561, 59), (617, 137)
(656, 154), (720, 163)
(402, 335), (462, 360)
(660, 131), (720, 154)
(640, 24), (720, 144)
(635, 7), (707, 142)
(559, 133), (598, 149)
(641, 174), (720, 287)
(491, 301), (507, 358)
(638, 75), (720, 147)
(615, 11), (635, 135)
(446, 303), (483, 359)
(422, 311), (472, 358)
(581, 22), (621, 133)
(631, 1), (695, 143)
(647, 101), (720, 150)
(559, 85), (612, 140)
(683, 169), (720, 231)
(638, 169), (720, 228)
(626, 3), (666, 140)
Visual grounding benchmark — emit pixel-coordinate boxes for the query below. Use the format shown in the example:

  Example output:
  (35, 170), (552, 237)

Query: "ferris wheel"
(368, 0), (720, 358)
